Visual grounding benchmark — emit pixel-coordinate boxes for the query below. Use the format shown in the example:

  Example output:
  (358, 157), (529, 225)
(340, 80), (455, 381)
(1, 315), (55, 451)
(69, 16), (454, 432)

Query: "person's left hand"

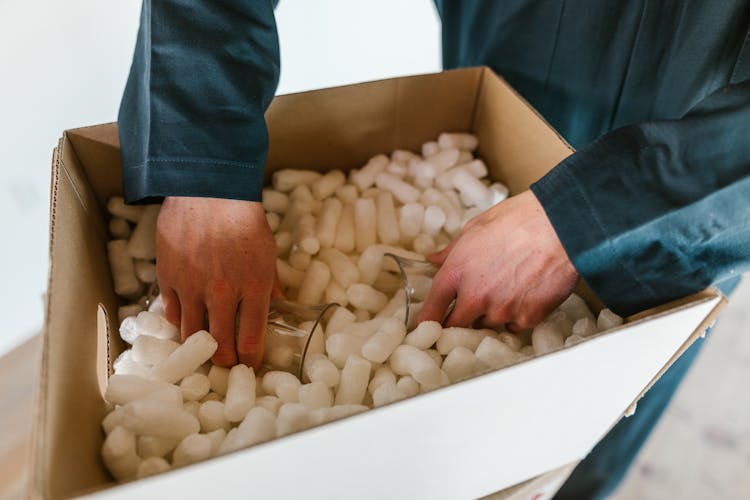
(156, 197), (278, 368)
(418, 190), (579, 331)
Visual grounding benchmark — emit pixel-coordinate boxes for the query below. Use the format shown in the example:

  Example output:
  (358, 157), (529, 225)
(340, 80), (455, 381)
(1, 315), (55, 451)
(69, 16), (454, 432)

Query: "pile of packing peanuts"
(101, 132), (623, 481)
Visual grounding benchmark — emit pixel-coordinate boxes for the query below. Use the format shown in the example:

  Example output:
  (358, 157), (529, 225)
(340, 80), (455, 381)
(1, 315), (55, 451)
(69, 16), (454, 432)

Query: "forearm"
(532, 80), (750, 315)
(118, 0), (280, 203)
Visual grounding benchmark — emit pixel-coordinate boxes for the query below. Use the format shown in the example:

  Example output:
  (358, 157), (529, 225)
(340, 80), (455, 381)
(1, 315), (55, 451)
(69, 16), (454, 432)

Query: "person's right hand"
(155, 196), (277, 368)
(418, 191), (578, 331)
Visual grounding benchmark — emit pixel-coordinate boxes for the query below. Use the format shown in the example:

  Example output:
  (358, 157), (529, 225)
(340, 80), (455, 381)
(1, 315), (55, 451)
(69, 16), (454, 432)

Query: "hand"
(418, 191), (578, 331)
(156, 196), (277, 368)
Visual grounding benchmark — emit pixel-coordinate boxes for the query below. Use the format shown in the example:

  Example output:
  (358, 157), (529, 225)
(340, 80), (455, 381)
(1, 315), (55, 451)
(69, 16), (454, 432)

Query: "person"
(118, 1), (750, 497)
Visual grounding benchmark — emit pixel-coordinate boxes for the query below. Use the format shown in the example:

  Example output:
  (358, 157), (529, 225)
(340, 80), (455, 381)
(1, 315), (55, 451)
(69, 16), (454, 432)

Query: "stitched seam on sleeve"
(125, 159), (262, 169)
(561, 165), (660, 302)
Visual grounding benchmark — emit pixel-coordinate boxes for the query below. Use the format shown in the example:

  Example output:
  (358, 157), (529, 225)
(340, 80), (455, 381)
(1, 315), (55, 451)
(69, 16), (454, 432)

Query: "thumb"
(417, 267), (458, 324)
(427, 237), (458, 265)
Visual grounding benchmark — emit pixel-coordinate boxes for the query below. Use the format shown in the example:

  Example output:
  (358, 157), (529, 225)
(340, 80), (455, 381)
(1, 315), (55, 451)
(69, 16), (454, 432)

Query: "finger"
(427, 238), (458, 265)
(443, 293), (484, 328)
(179, 295), (206, 342)
(237, 289), (271, 369)
(475, 302), (512, 329)
(418, 268), (458, 324)
(161, 287), (181, 326)
(207, 299), (239, 367)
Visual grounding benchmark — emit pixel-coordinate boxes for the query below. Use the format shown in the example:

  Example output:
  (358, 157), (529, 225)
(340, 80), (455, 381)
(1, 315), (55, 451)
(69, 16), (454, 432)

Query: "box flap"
(66, 123), (122, 210)
(472, 68), (574, 194)
(622, 287), (727, 417)
(31, 134), (121, 499)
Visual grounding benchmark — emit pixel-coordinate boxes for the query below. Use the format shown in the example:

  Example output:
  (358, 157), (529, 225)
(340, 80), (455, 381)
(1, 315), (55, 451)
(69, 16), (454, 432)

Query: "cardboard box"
(31, 67), (725, 499)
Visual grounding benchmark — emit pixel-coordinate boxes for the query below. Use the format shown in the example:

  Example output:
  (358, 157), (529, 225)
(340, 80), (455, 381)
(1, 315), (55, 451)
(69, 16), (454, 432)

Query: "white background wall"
(0, 0), (440, 356)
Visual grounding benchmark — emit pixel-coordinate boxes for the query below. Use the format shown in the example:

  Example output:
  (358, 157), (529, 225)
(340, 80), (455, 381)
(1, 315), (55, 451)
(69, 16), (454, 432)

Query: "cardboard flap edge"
(97, 304), (112, 394)
(623, 287), (727, 416)
(29, 137), (67, 499)
(66, 122), (119, 149)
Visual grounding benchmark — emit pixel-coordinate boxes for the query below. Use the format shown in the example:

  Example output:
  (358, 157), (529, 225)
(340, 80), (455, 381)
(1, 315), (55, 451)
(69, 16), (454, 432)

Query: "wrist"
(526, 190), (578, 279)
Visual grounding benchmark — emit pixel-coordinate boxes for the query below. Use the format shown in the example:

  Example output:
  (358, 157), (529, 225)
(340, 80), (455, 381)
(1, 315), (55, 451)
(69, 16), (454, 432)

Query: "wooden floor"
(0, 334), (39, 500)
(2, 281), (748, 499)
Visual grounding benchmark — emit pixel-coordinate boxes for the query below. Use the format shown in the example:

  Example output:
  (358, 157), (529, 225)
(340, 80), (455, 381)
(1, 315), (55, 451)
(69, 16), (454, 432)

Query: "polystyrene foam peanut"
(108, 240), (141, 297)
(272, 169), (322, 192)
(149, 330), (218, 384)
(102, 426), (140, 481)
(334, 355), (371, 405)
(316, 197), (343, 248)
(297, 260), (331, 305)
(127, 205), (160, 260)
(107, 197), (144, 222)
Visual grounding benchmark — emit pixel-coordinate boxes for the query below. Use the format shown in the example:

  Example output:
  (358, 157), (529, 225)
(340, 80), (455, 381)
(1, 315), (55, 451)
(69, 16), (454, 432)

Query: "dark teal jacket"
(119, 0), (750, 316)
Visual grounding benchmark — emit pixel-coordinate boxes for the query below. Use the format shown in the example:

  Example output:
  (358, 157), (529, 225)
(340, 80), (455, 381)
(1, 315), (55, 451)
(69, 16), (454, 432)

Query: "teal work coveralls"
(118, 1), (750, 497)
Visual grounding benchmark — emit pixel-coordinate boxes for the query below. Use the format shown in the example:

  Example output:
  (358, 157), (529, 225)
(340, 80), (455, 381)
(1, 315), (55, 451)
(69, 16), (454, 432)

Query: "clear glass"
(265, 300), (339, 379)
(384, 253), (456, 328)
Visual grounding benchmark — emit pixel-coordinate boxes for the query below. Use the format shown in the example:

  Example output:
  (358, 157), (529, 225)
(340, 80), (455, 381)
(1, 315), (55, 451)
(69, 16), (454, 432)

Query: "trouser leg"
(554, 335), (705, 499)
(555, 277), (739, 499)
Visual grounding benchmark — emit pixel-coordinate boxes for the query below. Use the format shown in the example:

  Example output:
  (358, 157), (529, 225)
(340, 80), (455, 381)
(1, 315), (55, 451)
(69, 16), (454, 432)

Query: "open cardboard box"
(31, 67), (725, 499)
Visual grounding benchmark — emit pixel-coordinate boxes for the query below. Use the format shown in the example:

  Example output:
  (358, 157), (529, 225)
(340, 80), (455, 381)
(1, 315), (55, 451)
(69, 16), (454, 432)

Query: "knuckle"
(516, 319), (533, 330)
(468, 292), (487, 310)
(212, 352), (236, 368)
(242, 273), (275, 298)
(176, 287), (201, 307)
(515, 311), (541, 330)
(454, 300), (481, 323)
(436, 266), (462, 290)
(487, 304), (510, 325)
(211, 340), (237, 366)
(242, 282), (265, 298)
(237, 335), (263, 355)
(213, 342), (236, 358)
(208, 317), (234, 339)
(211, 278), (233, 299)
(236, 346), (260, 360)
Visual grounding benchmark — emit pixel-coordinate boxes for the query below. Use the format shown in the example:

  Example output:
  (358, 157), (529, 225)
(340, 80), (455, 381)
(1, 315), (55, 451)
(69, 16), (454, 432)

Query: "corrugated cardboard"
(31, 67), (726, 499)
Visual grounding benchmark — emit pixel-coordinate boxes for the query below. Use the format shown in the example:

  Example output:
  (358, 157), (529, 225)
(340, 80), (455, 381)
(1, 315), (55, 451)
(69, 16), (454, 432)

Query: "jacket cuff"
(530, 150), (660, 317)
(122, 158), (264, 204)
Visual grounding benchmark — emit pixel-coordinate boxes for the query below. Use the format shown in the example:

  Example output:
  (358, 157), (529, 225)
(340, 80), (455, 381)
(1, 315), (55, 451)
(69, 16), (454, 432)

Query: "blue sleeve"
(118, 0), (280, 203)
(531, 79), (750, 316)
